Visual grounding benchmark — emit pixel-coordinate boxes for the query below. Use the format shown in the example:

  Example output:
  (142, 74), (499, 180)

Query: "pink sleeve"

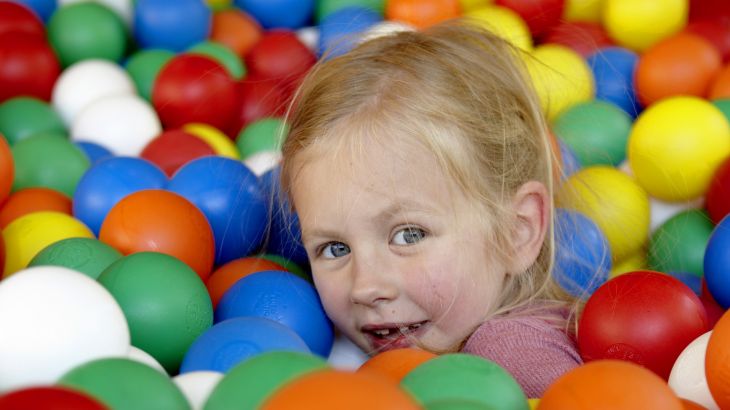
(461, 316), (582, 398)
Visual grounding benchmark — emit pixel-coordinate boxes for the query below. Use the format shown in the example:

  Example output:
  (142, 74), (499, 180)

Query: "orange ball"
(636, 33), (722, 106)
(99, 189), (215, 281)
(357, 348), (437, 384)
(386, 0), (461, 29)
(261, 369), (421, 410)
(680, 398), (707, 410)
(538, 360), (683, 409)
(211, 9), (263, 59)
(0, 135), (12, 205)
(705, 310), (730, 409)
(0, 188), (72, 229)
(709, 63), (730, 100)
(206, 256), (287, 308)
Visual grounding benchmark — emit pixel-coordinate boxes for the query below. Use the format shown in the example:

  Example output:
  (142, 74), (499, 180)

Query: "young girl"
(278, 21), (582, 398)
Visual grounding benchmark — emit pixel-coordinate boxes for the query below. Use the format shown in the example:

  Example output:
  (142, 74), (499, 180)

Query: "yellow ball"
(183, 123), (241, 160)
(523, 44), (594, 121)
(628, 96), (730, 202)
(603, 0), (688, 52)
(466, 5), (533, 51)
(460, 0), (493, 13)
(557, 166), (650, 263)
(528, 398), (540, 409)
(563, 0), (604, 22)
(2, 212), (94, 278)
(609, 248), (647, 278)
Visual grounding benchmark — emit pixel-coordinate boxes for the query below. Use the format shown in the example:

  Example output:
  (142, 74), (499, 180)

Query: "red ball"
(686, 19), (730, 62)
(140, 129), (216, 177)
(0, 134), (13, 205)
(689, 0), (730, 22)
(0, 386), (106, 410)
(706, 155), (730, 224)
(0, 2), (45, 38)
(577, 270), (709, 380)
(540, 21), (614, 57)
(152, 54), (237, 132)
(496, 0), (565, 38)
(231, 74), (288, 135)
(0, 32), (60, 103)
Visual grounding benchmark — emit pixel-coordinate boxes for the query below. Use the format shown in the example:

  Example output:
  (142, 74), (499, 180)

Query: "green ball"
(236, 118), (288, 160)
(648, 209), (714, 278)
(258, 253), (310, 282)
(58, 358), (191, 410)
(400, 354), (529, 410)
(316, 0), (384, 22)
(712, 99), (730, 123)
(11, 132), (90, 197)
(188, 41), (246, 80)
(0, 97), (66, 146)
(552, 101), (632, 167)
(29, 237), (123, 280)
(47, 2), (128, 67)
(425, 399), (497, 410)
(125, 49), (175, 101)
(97, 252), (213, 374)
(204, 351), (328, 410)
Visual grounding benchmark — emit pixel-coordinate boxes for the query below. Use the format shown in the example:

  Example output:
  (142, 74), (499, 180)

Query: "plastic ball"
(140, 129), (217, 177)
(235, 0), (314, 29)
(578, 270), (708, 380)
(99, 189), (216, 281)
(152, 54), (237, 132)
(76, 141), (114, 165)
(556, 166), (650, 262)
(58, 0), (134, 25)
(173, 371), (223, 410)
(401, 354), (528, 409)
(233, 75), (288, 134)
(709, 64), (730, 100)
(206, 257), (287, 308)
(29, 237), (122, 280)
(465, 5), (532, 51)
(0, 387), (106, 410)
(124, 49), (175, 102)
(73, 156), (167, 236)
(706, 155), (730, 224)
(210, 8), (263, 59)
(262, 369), (420, 410)
(636, 33), (722, 106)
(668, 331), (719, 410)
(0, 266), (130, 391)
(205, 351), (327, 410)
(236, 117), (287, 160)
(183, 123), (241, 159)
(0, 2), (46, 36)
(179, 317), (311, 373)
(648, 209), (714, 278)
(495, 0), (563, 37)
(133, 0), (211, 52)
(686, 19), (730, 62)
(188, 41), (246, 80)
(609, 248), (646, 279)
(316, 0), (384, 22)
(47, 2), (127, 67)
(358, 348), (437, 384)
(586, 46), (641, 117)
(0, 31), (61, 103)
(385, 0), (460, 30)
(245, 30), (316, 98)
(524, 44), (594, 121)
(71, 94), (162, 156)
(318, 6), (382, 58)
(52, 59), (136, 126)
(216, 270), (333, 357)
(13, 0), (57, 22)
(539, 360), (684, 409)
(541, 21), (614, 58)
(603, 0), (688, 52)
(628, 96), (730, 202)
(701, 278), (725, 328)
(127, 345), (166, 374)
(59, 358), (189, 410)
(12, 132), (90, 198)
(0, 187), (71, 229)
(98, 252), (213, 374)
(0, 136), (11, 205)
(553, 101), (632, 167)
(704, 214), (730, 308)
(0, 97), (66, 145)
(562, 0), (602, 22)
(706, 310), (730, 409)
(557, 139), (581, 177)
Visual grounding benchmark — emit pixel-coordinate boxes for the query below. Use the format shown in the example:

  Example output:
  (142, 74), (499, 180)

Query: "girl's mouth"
(361, 321), (429, 351)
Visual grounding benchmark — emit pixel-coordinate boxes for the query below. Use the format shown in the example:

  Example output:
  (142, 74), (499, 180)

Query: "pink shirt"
(461, 308), (582, 398)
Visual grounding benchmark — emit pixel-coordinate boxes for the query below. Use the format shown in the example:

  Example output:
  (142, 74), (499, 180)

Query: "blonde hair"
(279, 21), (578, 338)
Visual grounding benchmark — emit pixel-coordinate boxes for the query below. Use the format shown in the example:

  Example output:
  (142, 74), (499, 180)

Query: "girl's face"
(290, 136), (511, 354)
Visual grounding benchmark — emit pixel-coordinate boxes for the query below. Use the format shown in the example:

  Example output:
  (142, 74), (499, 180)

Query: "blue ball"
(261, 167), (309, 266)
(318, 6), (381, 58)
(216, 270), (334, 357)
(235, 0), (314, 29)
(167, 156), (267, 266)
(73, 157), (167, 235)
(554, 209), (612, 298)
(75, 141), (114, 165)
(14, 0), (56, 22)
(704, 214), (730, 308)
(587, 46), (642, 118)
(667, 272), (702, 296)
(179, 317), (310, 373)
(558, 139), (581, 178)
(133, 0), (211, 52)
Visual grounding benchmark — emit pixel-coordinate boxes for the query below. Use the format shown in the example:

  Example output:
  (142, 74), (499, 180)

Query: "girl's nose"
(348, 254), (398, 307)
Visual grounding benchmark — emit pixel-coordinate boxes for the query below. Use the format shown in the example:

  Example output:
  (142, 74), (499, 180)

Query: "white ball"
(327, 332), (368, 370)
(650, 197), (705, 233)
(71, 94), (162, 156)
(243, 151), (282, 177)
(668, 331), (719, 410)
(0, 266), (130, 392)
(57, 0), (133, 25)
(52, 59), (136, 126)
(128, 346), (166, 374)
(296, 26), (320, 52)
(173, 371), (223, 410)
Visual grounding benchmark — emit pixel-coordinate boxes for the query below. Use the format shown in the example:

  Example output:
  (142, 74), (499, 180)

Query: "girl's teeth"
(399, 326), (408, 333)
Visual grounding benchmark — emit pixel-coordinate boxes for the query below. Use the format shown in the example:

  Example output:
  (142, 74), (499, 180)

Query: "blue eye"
(321, 242), (351, 259)
(392, 227), (427, 245)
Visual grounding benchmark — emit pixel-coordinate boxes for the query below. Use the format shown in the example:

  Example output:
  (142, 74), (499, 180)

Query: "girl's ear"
(507, 180), (549, 275)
